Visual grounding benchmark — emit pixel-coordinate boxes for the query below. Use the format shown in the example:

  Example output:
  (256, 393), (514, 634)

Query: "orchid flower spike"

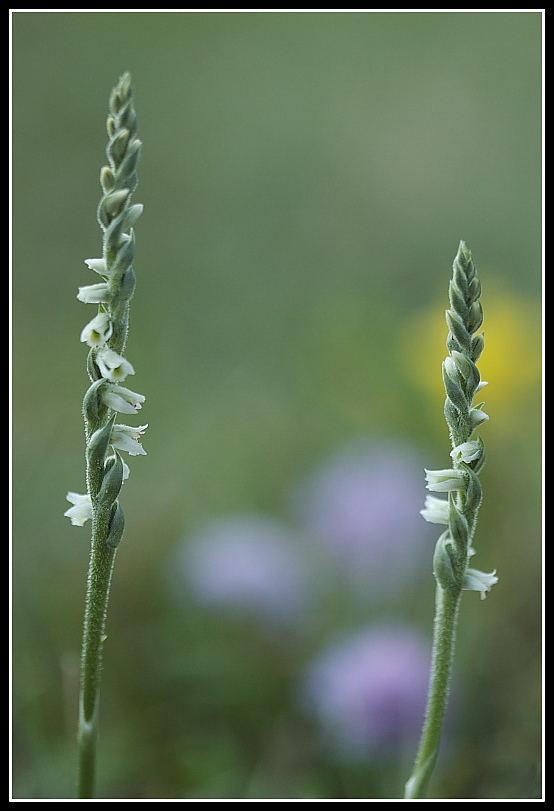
(405, 242), (497, 800)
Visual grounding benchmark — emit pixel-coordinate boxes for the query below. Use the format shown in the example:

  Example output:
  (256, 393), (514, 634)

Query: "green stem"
(77, 520), (118, 799)
(404, 585), (461, 799)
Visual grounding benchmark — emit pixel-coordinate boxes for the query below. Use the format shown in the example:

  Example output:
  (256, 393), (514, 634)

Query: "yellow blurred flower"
(399, 278), (542, 434)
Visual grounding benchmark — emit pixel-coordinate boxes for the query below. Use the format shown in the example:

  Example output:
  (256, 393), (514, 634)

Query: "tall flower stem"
(64, 73), (147, 799)
(404, 242), (497, 799)
(77, 539), (118, 798)
(404, 585), (461, 799)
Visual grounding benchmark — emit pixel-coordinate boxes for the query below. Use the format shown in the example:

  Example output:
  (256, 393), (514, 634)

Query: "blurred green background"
(11, 11), (542, 800)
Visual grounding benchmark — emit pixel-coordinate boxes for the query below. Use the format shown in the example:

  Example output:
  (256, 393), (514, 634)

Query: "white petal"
(96, 348), (135, 382)
(420, 495), (450, 524)
(110, 424), (148, 456)
(84, 258), (108, 276)
(80, 312), (113, 347)
(102, 385), (145, 414)
(64, 492), (92, 526)
(425, 468), (466, 493)
(450, 441), (482, 464)
(463, 567), (498, 599)
(77, 283), (110, 304)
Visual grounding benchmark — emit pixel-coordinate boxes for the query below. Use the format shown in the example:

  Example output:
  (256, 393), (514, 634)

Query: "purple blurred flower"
(291, 439), (434, 591)
(300, 625), (430, 759)
(177, 514), (310, 626)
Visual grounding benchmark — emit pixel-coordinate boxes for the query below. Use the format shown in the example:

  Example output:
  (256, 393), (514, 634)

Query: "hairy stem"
(77, 531), (118, 798)
(404, 586), (461, 799)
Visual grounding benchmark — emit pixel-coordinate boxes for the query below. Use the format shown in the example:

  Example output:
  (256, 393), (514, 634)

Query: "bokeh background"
(11, 11), (542, 800)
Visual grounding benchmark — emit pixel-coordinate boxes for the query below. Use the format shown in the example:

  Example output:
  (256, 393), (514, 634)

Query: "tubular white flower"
(77, 282), (111, 304)
(420, 495), (450, 525)
(84, 257), (108, 276)
(424, 468), (466, 493)
(110, 423), (148, 456)
(463, 567), (499, 600)
(102, 384), (145, 414)
(80, 312), (113, 348)
(64, 492), (93, 526)
(96, 347), (135, 382)
(449, 441), (482, 464)
(468, 407), (489, 431)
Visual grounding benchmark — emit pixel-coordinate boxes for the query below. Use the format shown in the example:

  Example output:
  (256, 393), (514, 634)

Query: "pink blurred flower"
(291, 439), (434, 591)
(178, 514), (310, 626)
(300, 625), (430, 759)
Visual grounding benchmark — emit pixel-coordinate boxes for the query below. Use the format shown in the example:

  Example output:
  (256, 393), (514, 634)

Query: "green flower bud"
(442, 358), (468, 412)
(87, 415), (116, 468)
(102, 188), (130, 218)
(109, 128), (130, 161)
(448, 498), (469, 552)
(100, 166), (116, 192)
(471, 332), (485, 362)
(97, 453), (124, 507)
(433, 533), (462, 592)
(106, 500), (125, 550)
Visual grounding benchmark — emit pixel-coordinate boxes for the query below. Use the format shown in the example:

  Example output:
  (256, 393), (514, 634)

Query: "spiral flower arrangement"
(404, 242), (497, 799)
(64, 73), (146, 798)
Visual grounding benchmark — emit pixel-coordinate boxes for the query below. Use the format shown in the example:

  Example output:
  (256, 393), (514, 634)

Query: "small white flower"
(77, 283), (111, 304)
(420, 495), (450, 524)
(469, 407), (489, 431)
(80, 312), (113, 348)
(102, 384), (145, 414)
(463, 567), (499, 600)
(96, 348), (135, 382)
(110, 423), (148, 456)
(424, 468), (466, 493)
(64, 492), (92, 526)
(84, 258), (108, 276)
(450, 441), (482, 464)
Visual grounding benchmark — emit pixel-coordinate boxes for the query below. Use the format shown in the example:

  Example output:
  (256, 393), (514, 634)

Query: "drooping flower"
(80, 312), (113, 348)
(420, 495), (450, 525)
(110, 423), (147, 456)
(463, 567), (499, 600)
(96, 347), (135, 382)
(102, 383), (145, 414)
(299, 625), (431, 760)
(64, 492), (93, 526)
